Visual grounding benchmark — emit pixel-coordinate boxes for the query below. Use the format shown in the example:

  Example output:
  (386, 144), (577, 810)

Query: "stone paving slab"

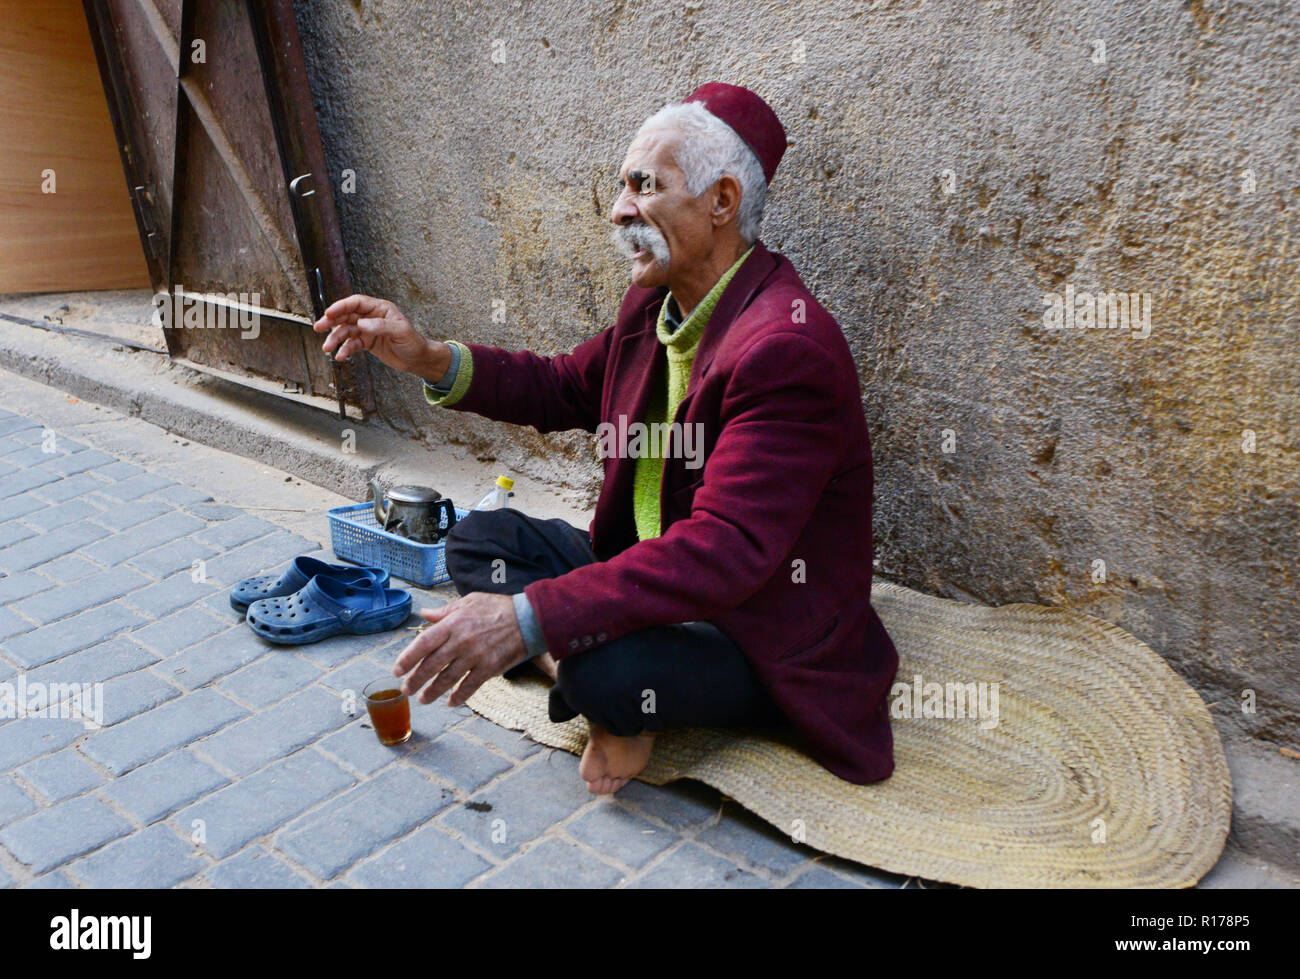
(0, 400), (900, 889)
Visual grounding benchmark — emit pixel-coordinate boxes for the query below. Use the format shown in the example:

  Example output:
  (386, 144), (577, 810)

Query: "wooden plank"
(83, 0), (182, 291)
(0, 0), (149, 293)
(247, 0), (373, 412)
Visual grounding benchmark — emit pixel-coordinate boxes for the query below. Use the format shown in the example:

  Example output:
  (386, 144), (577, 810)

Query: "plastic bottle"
(472, 475), (514, 511)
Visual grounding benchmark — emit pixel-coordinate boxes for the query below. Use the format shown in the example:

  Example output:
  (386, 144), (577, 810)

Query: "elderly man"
(313, 83), (898, 794)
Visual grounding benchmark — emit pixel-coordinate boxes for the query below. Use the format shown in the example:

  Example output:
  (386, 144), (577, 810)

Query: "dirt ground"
(0, 288), (160, 351)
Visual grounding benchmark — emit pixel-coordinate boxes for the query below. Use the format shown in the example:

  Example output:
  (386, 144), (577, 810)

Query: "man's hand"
(312, 293), (450, 383)
(393, 592), (528, 708)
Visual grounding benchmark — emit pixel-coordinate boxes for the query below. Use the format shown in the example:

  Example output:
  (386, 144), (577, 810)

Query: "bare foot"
(531, 652), (558, 681)
(578, 722), (656, 794)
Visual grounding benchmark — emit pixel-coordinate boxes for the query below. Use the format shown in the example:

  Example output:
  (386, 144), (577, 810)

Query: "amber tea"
(363, 680), (411, 745)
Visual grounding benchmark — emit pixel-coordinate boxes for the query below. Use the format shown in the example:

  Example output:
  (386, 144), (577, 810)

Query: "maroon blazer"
(444, 240), (898, 783)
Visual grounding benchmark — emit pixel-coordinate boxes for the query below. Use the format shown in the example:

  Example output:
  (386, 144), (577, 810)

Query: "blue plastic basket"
(327, 502), (470, 588)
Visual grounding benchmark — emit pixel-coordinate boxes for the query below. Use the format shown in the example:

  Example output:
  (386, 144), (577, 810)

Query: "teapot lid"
(385, 484), (442, 504)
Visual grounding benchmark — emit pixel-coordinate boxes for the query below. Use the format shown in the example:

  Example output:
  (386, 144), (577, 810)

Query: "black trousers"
(442, 508), (785, 737)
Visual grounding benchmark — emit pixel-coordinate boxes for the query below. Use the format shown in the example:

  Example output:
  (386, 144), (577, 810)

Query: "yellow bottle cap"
(496, 476), (514, 491)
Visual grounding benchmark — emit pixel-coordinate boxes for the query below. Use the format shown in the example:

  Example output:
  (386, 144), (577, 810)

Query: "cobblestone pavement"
(0, 400), (908, 889)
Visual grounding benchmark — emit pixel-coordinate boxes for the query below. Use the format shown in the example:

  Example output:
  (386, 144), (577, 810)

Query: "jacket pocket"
(668, 473), (705, 510)
(777, 610), (841, 661)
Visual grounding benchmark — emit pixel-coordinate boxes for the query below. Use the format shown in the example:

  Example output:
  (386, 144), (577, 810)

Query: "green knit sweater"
(632, 246), (753, 541)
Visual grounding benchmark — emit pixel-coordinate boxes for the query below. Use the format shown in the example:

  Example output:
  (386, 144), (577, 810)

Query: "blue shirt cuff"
(425, 341), (461, 393)
(512, 591), (549, 661)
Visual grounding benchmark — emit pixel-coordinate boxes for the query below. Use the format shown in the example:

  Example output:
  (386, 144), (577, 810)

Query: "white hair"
(635, 101), (768, 243)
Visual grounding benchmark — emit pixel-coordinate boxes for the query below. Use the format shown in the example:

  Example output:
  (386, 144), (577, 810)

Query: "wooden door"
(84, 0), (372, 417)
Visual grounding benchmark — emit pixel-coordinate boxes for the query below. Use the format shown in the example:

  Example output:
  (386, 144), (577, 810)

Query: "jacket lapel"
(596, 297), (665, 554)
(608, 294), (664, 429)
(685, 240), (779, 398)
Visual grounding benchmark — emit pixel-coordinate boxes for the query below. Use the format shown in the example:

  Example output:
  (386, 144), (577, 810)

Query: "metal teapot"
(369, 479), (457, 544)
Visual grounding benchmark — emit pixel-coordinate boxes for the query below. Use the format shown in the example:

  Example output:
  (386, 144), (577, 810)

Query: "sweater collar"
(656, 244), (755, 351)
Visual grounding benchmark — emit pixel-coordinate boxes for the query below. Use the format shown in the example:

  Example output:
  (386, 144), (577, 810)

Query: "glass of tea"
(362, 680), (412, 746)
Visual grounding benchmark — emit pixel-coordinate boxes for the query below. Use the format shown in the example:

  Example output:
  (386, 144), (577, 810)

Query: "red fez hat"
(684, 82), (787, 185)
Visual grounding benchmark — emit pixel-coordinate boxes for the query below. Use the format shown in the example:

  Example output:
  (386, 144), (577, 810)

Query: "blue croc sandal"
(245, 575), (412, 645)
(229, 556), (389, 612)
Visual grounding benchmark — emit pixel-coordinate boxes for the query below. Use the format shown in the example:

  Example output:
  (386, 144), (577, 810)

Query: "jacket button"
(568, 638), (579, 651)
(582, 635), (594, 646)
(596, 632), (608, 642)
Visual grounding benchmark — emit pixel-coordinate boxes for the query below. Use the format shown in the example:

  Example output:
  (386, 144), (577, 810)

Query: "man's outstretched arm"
(313, 293), (610, 435)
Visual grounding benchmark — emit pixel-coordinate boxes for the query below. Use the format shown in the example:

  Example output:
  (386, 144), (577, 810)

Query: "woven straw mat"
(465, 579), (1231, 888)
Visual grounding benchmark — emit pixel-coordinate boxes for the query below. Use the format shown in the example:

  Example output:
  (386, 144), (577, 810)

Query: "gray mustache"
(610, 222), (667, 260)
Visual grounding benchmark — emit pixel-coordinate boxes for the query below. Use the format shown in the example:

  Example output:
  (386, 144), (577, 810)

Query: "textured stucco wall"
(294, 0), (1299, 746)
